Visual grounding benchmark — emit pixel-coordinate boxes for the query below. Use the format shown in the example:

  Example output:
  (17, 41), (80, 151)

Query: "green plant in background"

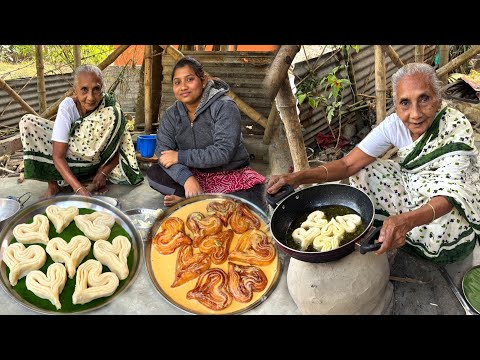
(295, 45), (359, 124)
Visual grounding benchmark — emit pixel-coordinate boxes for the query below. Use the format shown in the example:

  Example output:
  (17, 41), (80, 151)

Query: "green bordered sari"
(350, 106), (480, 264)
(20, 94), (143, 185)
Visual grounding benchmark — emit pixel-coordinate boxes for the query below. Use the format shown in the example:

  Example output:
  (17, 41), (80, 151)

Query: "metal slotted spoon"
(438, 266), (478, 315)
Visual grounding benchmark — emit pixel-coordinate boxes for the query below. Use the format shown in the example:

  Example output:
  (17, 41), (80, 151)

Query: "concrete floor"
(0, 160), (478, 315)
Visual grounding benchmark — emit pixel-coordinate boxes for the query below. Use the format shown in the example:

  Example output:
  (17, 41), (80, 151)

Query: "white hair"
(73, 64), (105, 90)
(391, 63), (442, 102)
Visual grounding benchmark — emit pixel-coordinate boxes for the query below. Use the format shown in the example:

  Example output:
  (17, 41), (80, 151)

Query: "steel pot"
(0, 192), (31, 229)
(267, 184), (381, 263)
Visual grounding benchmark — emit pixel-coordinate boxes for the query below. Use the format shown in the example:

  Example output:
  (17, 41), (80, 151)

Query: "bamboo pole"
(263, 45), (301, 101)
(40, 45), (131, 119)
(144, 45), (153, 134)
(228, 45), (238, 51)
(436, 46), (480, 79)
(35, 45), (47, 113)
(415, 45), (424, 62)
(161, 45), (268, 128)
(380, 45), (404, 69)
(374, 45), (386, 125)
(73, 45), (81, 68)
(438, 45), (450, 84)
(276, 77), (309, 172)
(262, 103), (280, 145)
(0, 78), (39, 116)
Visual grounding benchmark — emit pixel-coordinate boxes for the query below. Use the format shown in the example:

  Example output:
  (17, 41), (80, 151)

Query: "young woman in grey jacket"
(147, 56), (266, 209)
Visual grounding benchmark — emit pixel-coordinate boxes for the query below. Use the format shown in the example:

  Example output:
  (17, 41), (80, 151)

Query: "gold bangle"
(320, 165), (329, 182)
(426, 203), (436, 222)
(100, 170), (108, 178)
(74, 186), (84, 194)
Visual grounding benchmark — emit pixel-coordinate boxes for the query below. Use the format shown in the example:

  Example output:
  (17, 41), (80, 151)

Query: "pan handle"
(359, 226), (382, 254)
(266, 185), (295, 208)
(7, 192), (32, 207)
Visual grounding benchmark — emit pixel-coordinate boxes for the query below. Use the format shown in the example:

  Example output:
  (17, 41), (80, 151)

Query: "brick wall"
(103, 65), (141, 113)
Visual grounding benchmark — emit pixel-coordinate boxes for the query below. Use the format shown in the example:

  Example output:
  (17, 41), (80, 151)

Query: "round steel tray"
(0, 195), (143, 314)
(144, 193), (282, 315)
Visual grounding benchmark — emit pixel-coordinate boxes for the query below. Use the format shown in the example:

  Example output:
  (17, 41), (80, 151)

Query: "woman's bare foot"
(164, 195), (184, 207)
(40, 181), (60, 200)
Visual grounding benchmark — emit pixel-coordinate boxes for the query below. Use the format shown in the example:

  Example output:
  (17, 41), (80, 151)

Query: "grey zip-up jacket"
(155, 78), (250, 186)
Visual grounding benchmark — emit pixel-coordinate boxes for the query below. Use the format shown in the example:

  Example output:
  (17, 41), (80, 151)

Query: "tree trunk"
(374, 45), (386, 125)
(415, 45), (424, 62)
(73, 45), (81, 68)
(41, 45), (131, 119)
(438, 45), (449, 84)
(152, 45), (163, 128)
(35, 45), (47, 113)
(437, 46), (480, 79)
(262, 102), (280, 145)
(276, 77), (309, 172)
(269, 122), (293, 176)
(144, 45), (153, 134)
(160, 45), (269, 128)
(380, 45), (404, 69)
(263, 45), (301, 101)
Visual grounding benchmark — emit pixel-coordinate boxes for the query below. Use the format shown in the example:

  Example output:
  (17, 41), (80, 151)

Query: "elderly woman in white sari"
(267, 63), (480, 265)
(19, 65), (143, 198)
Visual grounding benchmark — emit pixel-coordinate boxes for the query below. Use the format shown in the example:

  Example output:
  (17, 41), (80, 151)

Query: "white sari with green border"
(350, 106), (480, 264)
(20, 94), (143, 186)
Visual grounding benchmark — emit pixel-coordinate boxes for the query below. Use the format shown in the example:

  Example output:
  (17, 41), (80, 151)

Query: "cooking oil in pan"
(286, 205), (365, 252)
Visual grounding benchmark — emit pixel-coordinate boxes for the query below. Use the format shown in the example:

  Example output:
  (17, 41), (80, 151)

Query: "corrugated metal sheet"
(160, 51), (275, 136)
(0, 73), (73, 129)
(293, 45), (436, 147)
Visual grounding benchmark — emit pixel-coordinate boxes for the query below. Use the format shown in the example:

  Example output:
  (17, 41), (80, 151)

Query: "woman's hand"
(76, 186), (91, 196)
(184, 176), (203, 198)
(91, 171), (108, 192)
(376, 213), (413, 255)
(159, 150), (178, 168)
(266, 174), (294, 195)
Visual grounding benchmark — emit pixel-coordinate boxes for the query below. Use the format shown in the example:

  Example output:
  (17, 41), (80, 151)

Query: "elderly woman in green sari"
(267, 63), (480, 265)
(19, 64), (143, 198)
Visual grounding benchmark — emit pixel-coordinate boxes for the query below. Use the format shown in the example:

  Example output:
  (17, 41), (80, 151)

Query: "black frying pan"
(267, 183), (380, 263)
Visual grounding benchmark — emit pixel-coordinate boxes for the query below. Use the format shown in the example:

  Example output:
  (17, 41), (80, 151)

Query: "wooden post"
(35, 45), (47, 113)
(144, 45), (153, 134)
(161, 45), (269, 128)
(276, 77), (309, 172)
(73, 45), (81, 68)
(263, 45), (301, 101)
(0, 78), (39, 116)
(415, 45), (424, 63)
(40, 45), (131, 119)
(436, 46), (480, 79)
(438, 45), (450, 84)
(380, 45), (404, 69)
(374, 45), (386, 125)
(262, 102), (280, 145)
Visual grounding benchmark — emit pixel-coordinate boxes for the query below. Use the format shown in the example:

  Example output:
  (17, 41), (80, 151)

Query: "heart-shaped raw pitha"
(2, 242), (47, 286)
(46, 205), (79, 234)
(26, 263), (67, 310)
(13, 214), (50, 245)
(93, 235), (131, 280)
(46, 235), (91, 278)
(74, 211), (115, 241)
(72, 259), (119, 305)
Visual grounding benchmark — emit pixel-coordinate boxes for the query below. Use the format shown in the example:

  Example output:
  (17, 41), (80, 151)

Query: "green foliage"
(296, 58), (353, 123)
(0, 45), (114, 69)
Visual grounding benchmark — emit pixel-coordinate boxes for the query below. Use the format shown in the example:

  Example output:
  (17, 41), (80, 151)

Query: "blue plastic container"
(137, 134), (156, 158)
